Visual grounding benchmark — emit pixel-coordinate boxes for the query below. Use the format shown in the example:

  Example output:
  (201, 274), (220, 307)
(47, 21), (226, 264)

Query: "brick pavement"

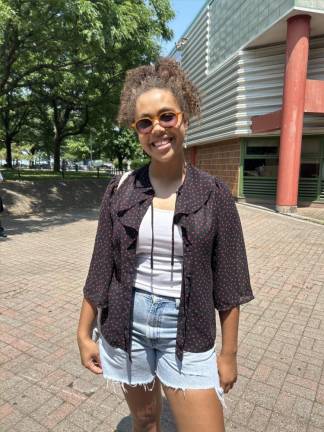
(0, 205), (323, 432)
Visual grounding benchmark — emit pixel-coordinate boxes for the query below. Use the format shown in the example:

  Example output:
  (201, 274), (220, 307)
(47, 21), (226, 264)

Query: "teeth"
(153, 138), (172, 147)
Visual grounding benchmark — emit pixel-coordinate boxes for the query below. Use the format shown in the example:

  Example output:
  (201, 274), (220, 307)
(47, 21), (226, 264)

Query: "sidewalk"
(0, 205), (323, 431)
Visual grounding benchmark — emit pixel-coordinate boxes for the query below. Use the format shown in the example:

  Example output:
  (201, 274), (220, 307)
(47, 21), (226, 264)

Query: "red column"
(276, 15), (311, 213)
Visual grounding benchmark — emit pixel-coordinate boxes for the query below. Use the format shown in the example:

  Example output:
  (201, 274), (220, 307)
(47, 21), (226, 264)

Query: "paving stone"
(293, 396), (313, 419)
(243, 380), (280, 409)
(274, 390), (296, 416)
(309, 402), (324, 429)
(53, 419), (84, 432)
(1, 204), (324, 431)
(281, 381), (317, 401)
(252, 364), (272, 382)
(230, 399), (255, 425)
(12, 416), (49, 432)
(0, 405), (23, 431)
(41, 402), (76, 429)
(307, 426), (324, 432)
(285, 374), (318, 392)
(248, 405), (272, 431)
(224, 420), (251, 431)
(266, 367), (287, 388)
(30, 396), (64, 424)
(315, 384), (324, 404)
(267, 411), (308, 432)
(68, 408), (102, 431)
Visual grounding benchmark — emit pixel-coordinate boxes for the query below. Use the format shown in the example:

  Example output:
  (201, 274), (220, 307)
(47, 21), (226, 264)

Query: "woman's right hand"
(77, 337), (103, 375)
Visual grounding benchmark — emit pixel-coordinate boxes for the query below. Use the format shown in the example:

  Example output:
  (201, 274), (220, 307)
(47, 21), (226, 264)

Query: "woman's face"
(134, 88), (188, 163)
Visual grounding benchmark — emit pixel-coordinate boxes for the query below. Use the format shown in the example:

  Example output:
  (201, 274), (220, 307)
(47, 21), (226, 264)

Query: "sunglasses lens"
(160, 112), (177, 126)
(135, 112), (179, 133)
(136, 118), (152, 133)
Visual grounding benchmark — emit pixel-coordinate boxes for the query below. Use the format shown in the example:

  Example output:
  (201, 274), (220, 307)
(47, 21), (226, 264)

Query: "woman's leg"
(123, 378), (162, 432)
(162, 385), (225, 432)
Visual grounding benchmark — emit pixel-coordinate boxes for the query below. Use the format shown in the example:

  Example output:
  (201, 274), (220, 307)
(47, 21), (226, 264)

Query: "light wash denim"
(98, 288), (226, 408)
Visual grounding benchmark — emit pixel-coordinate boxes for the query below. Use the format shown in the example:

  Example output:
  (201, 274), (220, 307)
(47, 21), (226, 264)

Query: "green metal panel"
(298, 178), (319, 200)
(320, 180), (324, 200)
(243, 177), (319, 200)
(243, 177), (277, 198)
(242, 136), (324, 202)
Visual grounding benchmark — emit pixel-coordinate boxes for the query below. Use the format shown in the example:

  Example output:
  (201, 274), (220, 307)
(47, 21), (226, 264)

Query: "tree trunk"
(5, 135), (13, 168)
(117, 155), (123, 171)
(53, 135), (62, 172)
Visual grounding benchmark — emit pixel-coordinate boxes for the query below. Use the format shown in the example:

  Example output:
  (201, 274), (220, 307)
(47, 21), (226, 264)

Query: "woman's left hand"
(217, 352), (238, 393)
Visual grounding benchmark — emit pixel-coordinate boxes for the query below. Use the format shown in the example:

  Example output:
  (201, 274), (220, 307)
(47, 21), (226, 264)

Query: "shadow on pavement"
(0, 209), (99, 237)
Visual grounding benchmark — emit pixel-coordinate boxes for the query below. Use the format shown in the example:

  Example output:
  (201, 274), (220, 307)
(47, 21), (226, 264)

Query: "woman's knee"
(133, 410), (160, 432)
(124, 381), (162, 431)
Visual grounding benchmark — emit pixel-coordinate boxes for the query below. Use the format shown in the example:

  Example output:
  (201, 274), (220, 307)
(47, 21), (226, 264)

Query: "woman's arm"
(77, 297), (102, 374)
(77, 297), (96, 341)
(77, 177), (119, 374)
(217, 306), (239, 393)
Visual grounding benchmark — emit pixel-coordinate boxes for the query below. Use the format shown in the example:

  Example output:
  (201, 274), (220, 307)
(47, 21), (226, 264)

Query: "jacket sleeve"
(212, 179), (254, 311)
(83, 175), (119, 308)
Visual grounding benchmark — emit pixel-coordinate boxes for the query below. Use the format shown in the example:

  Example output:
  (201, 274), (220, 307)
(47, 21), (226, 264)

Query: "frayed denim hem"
(156, 373), (227, 409)
(103, 376), (156, 395)
(102, 374), (226, 409)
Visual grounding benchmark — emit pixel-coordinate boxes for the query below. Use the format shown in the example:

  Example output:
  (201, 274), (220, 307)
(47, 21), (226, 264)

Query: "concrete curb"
(237, 201), (324, 226)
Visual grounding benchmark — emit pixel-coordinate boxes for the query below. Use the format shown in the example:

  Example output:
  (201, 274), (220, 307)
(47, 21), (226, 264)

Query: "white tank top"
(133, 206), (183, 298)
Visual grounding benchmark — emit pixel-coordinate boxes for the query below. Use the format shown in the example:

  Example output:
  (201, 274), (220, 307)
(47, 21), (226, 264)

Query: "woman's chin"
(148, 145), (183, 163)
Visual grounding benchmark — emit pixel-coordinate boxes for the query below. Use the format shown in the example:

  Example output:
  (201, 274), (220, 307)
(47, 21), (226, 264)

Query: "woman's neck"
(149, 157), (187, 186)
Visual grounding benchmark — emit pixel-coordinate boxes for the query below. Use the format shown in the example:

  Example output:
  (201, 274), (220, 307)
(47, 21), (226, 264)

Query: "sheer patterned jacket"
(83, 162), (254, 360)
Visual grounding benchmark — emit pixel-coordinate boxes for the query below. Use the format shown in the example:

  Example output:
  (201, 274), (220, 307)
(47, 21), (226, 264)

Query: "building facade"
(174, 0), (324, 211)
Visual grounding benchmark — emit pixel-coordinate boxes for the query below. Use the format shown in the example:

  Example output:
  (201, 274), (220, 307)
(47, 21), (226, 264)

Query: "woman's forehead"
(135, 88), (180, 117)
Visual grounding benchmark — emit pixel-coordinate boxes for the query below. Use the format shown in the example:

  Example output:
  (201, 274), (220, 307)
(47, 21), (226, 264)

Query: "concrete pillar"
(276, 15), (311, 214)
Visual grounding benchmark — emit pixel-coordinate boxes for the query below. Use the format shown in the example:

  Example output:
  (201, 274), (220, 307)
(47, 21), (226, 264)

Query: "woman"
(77, 58), (254, 432)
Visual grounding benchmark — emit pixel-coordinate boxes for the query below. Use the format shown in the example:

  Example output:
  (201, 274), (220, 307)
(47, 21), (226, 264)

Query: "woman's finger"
(86, 358), (103, 374)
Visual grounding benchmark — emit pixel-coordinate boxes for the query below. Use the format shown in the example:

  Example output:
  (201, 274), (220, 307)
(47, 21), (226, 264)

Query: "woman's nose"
(151, 119), (165, 133)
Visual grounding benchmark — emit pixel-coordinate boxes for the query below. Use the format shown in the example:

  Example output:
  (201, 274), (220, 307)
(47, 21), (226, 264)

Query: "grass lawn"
(0, 168), (119, 181)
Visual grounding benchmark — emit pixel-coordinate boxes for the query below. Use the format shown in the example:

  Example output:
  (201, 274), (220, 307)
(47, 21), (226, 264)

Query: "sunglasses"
(132, 111), (183, 134)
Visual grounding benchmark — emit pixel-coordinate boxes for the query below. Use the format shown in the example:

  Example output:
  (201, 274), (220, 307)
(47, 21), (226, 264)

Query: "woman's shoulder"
(104, 166), (141, 192)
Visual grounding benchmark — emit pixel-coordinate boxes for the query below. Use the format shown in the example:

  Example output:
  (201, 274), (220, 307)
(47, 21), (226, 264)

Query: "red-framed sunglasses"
(132, 111), (183, 134)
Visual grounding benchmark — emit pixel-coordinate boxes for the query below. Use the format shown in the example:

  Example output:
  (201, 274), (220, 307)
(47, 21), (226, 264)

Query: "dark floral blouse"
(84, 162), (254, 360)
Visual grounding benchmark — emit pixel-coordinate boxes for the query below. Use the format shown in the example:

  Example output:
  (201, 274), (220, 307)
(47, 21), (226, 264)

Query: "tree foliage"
(0, 0), (174, 170)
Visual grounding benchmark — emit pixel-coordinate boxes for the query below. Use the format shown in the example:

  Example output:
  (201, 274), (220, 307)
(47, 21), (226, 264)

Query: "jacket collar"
(115, 162), (213, 218)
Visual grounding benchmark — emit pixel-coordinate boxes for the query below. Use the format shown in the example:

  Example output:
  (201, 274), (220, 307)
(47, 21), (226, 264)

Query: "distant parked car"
(102, 163), (114, 170)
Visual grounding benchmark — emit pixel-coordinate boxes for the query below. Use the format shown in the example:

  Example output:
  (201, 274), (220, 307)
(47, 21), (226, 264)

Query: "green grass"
(0, 168), (115, 181)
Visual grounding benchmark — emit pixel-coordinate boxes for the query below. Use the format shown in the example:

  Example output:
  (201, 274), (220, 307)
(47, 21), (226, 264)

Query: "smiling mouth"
(151, 137), (173, 147)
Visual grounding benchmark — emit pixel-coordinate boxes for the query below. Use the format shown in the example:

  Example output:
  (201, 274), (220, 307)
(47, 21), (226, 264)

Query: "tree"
(63, 136), (92, 162)
(104, 128), (140, 170)
(0, 1), (175, 170)
(0, 91), (31, 167)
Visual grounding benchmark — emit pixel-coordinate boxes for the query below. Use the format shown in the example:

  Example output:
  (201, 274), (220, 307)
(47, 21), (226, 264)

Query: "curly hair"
(117, 57), (201, 127)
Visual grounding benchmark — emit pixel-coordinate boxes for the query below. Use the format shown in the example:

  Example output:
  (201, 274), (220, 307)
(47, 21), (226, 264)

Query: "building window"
(300, 162), (320, 178)
(301, 138), (320, 157)
(300, 138), (321, 179)
(244, 139), (279, 177)
(244, 158), (278, 177)
(243, 137), (324, 202)
(246, 141), (278, 156)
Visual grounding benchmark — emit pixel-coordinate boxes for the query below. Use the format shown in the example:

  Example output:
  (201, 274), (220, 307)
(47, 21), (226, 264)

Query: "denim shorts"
(98, 288), (225, 407)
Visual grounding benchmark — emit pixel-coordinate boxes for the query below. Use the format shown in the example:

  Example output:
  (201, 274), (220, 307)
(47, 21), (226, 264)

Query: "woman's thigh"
(162, 386), (225, 432)
(123, 378), (162, 426)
